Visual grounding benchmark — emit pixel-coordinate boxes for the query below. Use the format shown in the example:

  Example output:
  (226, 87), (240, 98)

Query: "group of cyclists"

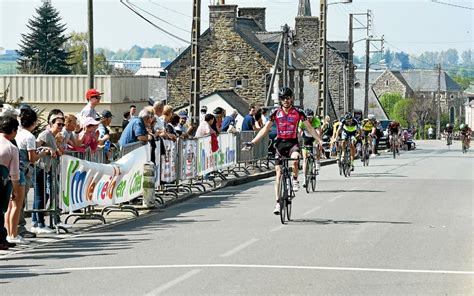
(444, 122), (471, 151)
(244, 86), (470, 216)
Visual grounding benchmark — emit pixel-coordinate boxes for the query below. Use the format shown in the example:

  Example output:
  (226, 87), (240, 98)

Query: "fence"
(24, 132), (270, 232)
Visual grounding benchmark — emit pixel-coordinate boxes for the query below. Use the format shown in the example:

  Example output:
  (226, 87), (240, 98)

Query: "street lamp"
(319, 0), (352, 118)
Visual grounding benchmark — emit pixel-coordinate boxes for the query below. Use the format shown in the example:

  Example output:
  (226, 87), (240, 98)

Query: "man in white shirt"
(79, 89), (103, 120)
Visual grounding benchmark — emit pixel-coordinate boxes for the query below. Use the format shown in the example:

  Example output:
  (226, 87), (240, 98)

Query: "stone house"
(166, 2), (353, 120)
(372, 69), (464, 123)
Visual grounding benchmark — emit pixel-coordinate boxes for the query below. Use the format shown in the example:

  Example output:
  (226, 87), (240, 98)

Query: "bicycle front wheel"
(279, 174), (287, 224)
(286, 177), (292, 221)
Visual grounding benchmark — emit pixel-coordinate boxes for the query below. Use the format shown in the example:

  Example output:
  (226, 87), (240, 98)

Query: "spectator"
(241, 105), (258, 131)
(77, 117), (100, 153)
(200, 105), (208, 122)
(98, 110), (113, 149)
(162, 105), (177, 141)
(7, 108), (46, 244)
(221, 109), (238, 132)
(169, 113), (181, 136)
(428, 126), (434, 139)
(61, 114), (82, 151)
(153, 101), (166, 136)
(0, 115), (21, 250)
(119, 106), (154, 146)
(129, 105), (137, 118)
(211, 107), (224, 134)
(79, 88), (103, 120)
(176, 111), (190, 137)
(261, 107), (269, 125)
(255, 108), (264, 129)
(195, 114), (215, 138)
(122, 111), (130, 130)
(32, 109), (65, 234)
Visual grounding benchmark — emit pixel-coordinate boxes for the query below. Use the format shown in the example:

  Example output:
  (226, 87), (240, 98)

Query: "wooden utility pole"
(87, 0), (94, 88)
(282, 24), (289, 86)
(364, 37), (370, 118)
(265, 35), (284, 106)
(190, 0), (201, 125)
(318, 0), (328, 117)
(436, 63), (441, 140)
(347, 13), (353, 113)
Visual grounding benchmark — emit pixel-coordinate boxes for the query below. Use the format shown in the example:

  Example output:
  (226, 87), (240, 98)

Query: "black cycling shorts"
(274, 139), (299, 165)
(302, 136), (315, 147)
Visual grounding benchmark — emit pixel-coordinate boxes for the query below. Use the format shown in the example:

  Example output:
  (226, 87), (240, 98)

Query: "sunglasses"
(281, 97), (293, 101)
(56, 123), (65, 127)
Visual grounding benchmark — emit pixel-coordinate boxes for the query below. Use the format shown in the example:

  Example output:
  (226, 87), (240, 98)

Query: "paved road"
(1, 140), (473, 295)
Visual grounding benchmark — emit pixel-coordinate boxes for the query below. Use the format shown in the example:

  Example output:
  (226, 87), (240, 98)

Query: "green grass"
(0, 61), (18, 74)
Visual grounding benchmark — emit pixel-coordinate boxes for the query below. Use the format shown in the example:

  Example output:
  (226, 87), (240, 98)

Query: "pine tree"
(17, 2), (71, 74)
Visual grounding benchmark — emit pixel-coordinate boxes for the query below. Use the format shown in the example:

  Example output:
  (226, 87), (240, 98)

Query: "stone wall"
(167, 7), (273, 107)
(293, 16), (319, 76)
(327, 49), (347, 117)
(372, 71), (408, 98)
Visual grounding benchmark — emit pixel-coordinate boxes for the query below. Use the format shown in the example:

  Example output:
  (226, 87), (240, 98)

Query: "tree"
(383, 49), (394, 68)
(461, 50), (472, 66)
(394, 52), (412, 70)
(443, 49), (459, 66)
(17, 1), (71, 74)
(380, 92), (403, 119)
(65, 31), (88, 74)
(392, 98), (415, 127)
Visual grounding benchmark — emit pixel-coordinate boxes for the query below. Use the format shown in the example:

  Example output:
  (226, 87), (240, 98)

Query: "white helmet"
(368, 114), (375, 120)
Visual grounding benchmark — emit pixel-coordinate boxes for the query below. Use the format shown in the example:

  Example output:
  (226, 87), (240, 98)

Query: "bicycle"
(269, 157), (298, 224)
(461, 134), (469, 154)
(361, 135), (371, 167)
(389, 134), (398, 159)
(340, 141), (351, 177)
(446, 133), (453, 150)
(302, 145), (318, 193)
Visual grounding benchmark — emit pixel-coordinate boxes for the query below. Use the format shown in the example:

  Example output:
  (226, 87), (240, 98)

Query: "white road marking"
(303, 206), (321, 216)
(328, 194), (343, 203)
(3, 264), (473, 276)
(219, 239), (259, 257)
(270, 225), (285, 232)
(144, 269), (201, 296)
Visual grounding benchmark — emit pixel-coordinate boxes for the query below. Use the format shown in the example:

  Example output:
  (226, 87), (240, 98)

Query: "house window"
(236, 79), (243, 88)
(385, 80), (389, 86)
(450, 94), (455, 99)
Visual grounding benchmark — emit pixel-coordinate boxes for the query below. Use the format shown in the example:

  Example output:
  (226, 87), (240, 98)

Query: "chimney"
(209, 5), (238, 31)
(238, 7), (266, 31)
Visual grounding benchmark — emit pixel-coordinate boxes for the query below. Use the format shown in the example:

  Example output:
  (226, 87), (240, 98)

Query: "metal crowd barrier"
(236, 131), (271, 173)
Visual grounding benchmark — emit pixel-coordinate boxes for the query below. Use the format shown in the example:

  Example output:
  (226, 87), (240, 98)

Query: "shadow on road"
(350, 172), (407, 178)
(289, 218), (412, 225)
(311, 189), (385, 194)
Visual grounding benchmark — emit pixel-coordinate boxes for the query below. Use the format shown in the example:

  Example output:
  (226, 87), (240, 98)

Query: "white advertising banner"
(60, 145), (150, 212)
(197, 133), (237, 176)
(160, 139), (177, 183)
(180, 139), (198, 180)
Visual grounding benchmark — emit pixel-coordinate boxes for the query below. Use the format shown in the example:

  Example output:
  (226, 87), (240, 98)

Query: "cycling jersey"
(299, 117), (321, 138)
(270, 107), (306, 139)
(340, 118), (359, 132)
(361, 119), (375, 132)
(388, 121), (400, 131)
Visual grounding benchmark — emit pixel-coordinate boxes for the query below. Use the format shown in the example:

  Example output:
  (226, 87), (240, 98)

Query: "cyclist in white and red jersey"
(243, 87), (321, 215)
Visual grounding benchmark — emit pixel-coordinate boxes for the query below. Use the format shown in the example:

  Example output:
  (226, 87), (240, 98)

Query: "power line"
(128, 1), (190, 34)
(120, 0), (190, 44)
(148, 0), (209, 23)
(431, 0), (474, 10)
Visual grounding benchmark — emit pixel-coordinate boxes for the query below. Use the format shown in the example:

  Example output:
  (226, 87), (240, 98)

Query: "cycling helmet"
(460, 123), (466, 129)
(344, 112), (353, 120)
(278, 86), (294, 99)
(368, 114), (375, 121)
(305, 108), (314, 117)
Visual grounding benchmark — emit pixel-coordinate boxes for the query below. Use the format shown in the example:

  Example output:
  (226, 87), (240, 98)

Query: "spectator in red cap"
(80, 88), (103, 120)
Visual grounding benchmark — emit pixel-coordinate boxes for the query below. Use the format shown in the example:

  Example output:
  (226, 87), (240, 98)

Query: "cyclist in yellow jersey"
(360, 114), (377, 157)
(336, 112), (360, 171)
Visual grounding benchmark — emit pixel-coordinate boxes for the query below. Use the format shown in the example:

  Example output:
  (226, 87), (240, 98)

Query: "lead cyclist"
(243, 87), (322, 215)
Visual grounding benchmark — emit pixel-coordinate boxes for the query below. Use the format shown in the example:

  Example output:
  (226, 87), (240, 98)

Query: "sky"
(0, 0), (473, 58)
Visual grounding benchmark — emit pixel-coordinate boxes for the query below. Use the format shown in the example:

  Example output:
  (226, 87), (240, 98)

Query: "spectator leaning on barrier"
(162, 105), (177, 141)
(221, 109), (238, 133)
(261, 107), (269, 125)
(195, 113), (215, 138)
(0, 114), (21, 250)
(80, 88), (103, 120)
(32, 109), (64, 234)
(176, 111), (191, 138)
(241, 105), (258, 131)
(200, 105), (208, 122)
(212, 107), (224, 134)
(119, 106), (154, 146)
(98, 110), (113, 156)
(61, 114), (82, 151)
(77, 117), (100, 153)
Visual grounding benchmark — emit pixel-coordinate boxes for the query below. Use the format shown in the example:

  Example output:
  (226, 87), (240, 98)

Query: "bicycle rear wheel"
(279, 175), (287, 224)
(310, 166), (317, 192)
(392, 139), (396, 159)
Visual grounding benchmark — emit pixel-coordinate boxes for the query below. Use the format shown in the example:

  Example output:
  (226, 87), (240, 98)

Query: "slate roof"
(165, 18), (305, 72)
(397, 70), (462, 92)
(327, 41), (349, 54)
(177, 90), (250, 116)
